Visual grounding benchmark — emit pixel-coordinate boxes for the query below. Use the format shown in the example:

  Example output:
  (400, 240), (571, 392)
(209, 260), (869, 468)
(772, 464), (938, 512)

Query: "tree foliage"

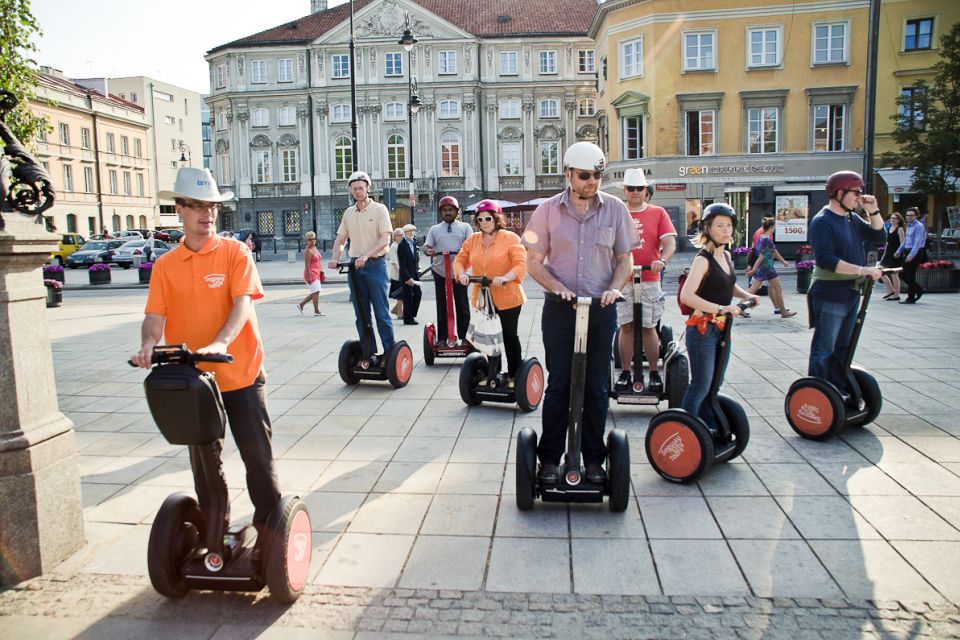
(0, 0), (47, 145)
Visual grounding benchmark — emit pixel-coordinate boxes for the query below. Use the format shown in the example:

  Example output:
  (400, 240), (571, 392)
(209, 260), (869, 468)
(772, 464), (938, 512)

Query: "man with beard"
(423, 196), (473, 342)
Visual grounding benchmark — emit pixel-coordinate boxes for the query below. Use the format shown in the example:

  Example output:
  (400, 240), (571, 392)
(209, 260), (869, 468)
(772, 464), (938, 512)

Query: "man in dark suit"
(398, 224), (422, 325)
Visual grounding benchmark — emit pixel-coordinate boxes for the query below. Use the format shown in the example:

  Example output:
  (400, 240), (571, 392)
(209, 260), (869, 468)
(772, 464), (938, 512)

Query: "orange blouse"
(454, 229), (527, 310)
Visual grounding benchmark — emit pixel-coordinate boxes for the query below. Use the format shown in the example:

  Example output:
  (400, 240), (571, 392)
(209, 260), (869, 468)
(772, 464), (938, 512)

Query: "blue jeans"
(680, 323), (729, 432)
(349, 257), (395, 354)
(538, 299), (617, 466)
(808, 295), (859, 394)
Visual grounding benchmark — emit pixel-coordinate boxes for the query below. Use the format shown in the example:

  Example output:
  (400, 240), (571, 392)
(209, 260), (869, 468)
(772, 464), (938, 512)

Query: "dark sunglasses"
(476, 215), (494, 223)
(625, 186), (645, 192)
(576, 171), (603, 181)
(848, 189), (863, 195)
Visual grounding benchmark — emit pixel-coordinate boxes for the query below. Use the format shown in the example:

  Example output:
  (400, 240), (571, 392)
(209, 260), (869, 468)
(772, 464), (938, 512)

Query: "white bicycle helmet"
(563, 142), (607, 172)
(347, 171), (371, 186)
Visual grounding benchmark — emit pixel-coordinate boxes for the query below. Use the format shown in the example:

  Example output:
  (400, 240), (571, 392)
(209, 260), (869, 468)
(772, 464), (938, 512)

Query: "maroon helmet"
(438, 195), (460, 212)
(475, 199), (502, 214)
(825, 171), (864, 200)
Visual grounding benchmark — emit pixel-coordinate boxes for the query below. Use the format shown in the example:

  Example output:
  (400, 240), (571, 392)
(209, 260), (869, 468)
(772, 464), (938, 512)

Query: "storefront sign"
(656, 183), (687, 191)
(678, 163), (785, 178)
(775, 195), (809, 241)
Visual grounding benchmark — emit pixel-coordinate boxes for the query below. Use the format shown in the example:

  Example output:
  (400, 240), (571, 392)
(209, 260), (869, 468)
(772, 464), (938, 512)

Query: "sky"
(30, 0), (349, 94)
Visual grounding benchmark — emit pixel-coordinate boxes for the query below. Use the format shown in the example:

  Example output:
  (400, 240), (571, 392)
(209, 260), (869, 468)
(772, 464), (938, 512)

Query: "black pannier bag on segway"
(144, 362), (226, 445)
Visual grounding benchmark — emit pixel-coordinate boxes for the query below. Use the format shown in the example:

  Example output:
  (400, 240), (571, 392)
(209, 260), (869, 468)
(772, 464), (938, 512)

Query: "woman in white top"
(388, 228), (404, 318)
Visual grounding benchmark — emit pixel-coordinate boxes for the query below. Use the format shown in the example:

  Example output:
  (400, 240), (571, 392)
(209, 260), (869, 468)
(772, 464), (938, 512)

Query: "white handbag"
(466, 286), (503, 357)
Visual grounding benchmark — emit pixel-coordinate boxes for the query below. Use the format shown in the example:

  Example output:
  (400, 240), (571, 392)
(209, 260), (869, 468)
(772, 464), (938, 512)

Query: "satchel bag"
(466, 286), (503, 357)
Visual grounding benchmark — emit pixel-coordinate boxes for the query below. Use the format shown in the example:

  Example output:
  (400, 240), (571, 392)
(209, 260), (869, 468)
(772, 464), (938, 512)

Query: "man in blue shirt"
(807, 171), (886, 395)
(894, 206), (928, 303)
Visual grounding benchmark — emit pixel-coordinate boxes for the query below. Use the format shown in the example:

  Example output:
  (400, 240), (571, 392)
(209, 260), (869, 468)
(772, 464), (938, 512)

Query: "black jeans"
(432, 275), (470, 340)
(901, 248), (928, 300)
(403, 283), (422, 322)
(495, 304), (523, 377)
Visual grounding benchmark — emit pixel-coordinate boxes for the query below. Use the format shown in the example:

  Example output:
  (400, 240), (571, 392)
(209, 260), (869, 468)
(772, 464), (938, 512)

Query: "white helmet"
(563, 141), (607, 172)
(347, 170), (371, 186)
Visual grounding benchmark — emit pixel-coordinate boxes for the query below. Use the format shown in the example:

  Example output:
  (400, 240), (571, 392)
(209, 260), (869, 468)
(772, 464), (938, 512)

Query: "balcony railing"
(252, 182), (302, 198)
(437, 177), (465, 192)
(331, 177), (434, 195)
(499, 176), (524, 190)
(536, 176), (565, 191)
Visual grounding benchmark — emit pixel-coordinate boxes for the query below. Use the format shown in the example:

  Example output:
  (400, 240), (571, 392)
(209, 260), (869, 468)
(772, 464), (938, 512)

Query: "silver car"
(113, 239), (172, 268)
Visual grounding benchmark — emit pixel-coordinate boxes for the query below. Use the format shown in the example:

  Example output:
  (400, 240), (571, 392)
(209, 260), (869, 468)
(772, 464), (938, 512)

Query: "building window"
(748, 27), (780, 67)
(278, 58), (294, 82)
(216, 64), (227, 89)
(332, 54), (350, 79)
(438, 50), (457, 75)
(135, 138), (142, 157)
(255, 150), (271, 183)
(155, 90), (173, 102)
(500, 142), (522, 176)
(499, 99), (520, 119)
(81, 127), (91, 149)
(283, 210), (301, 235)
(439, 100), (460, 119)
(500, 51), (518, 76)
(385, 52), (403, 76)
(252, 108), (269, 128)
(136, 173), (144, 196)
(219, 154), (230, 185)
(131, 92), (138, 103)
(37, 127), (46, 142)
(384, 102), (405, 121)
(684, 30), (716, 71)
(164, 115), (176, 125)
(106, 132), (116, 153)
(440, 132), (461, 177)
(109, 170), (118, 194)
(251, 59), (267, 83)
(123, 171), (131, 195)
(539, 141), (560, 174)
(813, 104), (845, 152)
(539, 99), (559, 119)
(121, 135), (129, 155)
(278, 106), (295, 127)
(539, 50), (557, 75)
(685, 110), (715, 156)
(578, 50), (595, 73)
(899, 86), (926, 130)
(126, 214), (134, 229)
(747, 107), (779, 154)
(59, 122), (69, 145)
(87, 217), (96, 235)
(577, 98), (595, 117)
(66, 213), (77, 233)
(111, 213), (120, 232)
(813, 22), (848, 64)
(387, 134), (406, 179)
(331, 104), (351, 123)
(622, 116), (644, 159)
(281, 149), (298, 182)
(217, 112), (228, 130)
(139, 215), (147, 228)
(84, 166), (94, 193)
(620, 37), (643, 79)
(904, 17), (934, 51)
(62, 164), (73, 191)
(333, 136), (352, 180)
(257, 211), (274, 235)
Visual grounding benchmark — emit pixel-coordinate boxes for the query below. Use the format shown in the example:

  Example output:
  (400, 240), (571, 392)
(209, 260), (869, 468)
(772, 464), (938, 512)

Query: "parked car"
(65, 240), (125, 268)
(129, 228), (171, 242)
(113, 230), (144, 241)
(51, 233), (87, 265)
(237, 229), (262, 262)
(113, 239), (172, 268)
(165, 229), (185, 243)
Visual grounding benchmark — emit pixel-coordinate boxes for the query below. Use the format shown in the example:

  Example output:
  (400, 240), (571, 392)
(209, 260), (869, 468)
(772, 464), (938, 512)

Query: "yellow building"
(591, 0), (872, 248)
(30, 69), (155, 238)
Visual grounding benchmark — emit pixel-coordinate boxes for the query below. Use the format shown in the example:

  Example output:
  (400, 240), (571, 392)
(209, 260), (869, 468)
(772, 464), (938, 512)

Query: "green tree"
(0, 0), (47, 144)
(881, 21), (960, 242)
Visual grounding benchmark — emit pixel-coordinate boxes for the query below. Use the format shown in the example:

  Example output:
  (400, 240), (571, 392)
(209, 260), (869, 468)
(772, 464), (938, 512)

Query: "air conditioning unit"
(750, 185), (774, 204)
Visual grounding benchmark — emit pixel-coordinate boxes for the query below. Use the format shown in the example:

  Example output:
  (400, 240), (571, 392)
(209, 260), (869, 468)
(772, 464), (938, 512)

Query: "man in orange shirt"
(131, 167), (280, 537)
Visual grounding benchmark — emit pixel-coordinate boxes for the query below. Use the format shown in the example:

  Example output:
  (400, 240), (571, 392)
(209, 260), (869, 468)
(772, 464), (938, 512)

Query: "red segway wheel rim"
(648, 420), (703, 479)
(526, 363), (544, 406)
(788, 386), (835, 437)
(286, 509), (312, 592)
(395, 344), (414, 384)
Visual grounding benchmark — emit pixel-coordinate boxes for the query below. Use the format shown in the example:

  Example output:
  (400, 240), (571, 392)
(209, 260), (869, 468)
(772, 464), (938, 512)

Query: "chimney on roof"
(39, 66), (65, 78)
(74, 77), (109, 97)
(311, 0), (327, 12)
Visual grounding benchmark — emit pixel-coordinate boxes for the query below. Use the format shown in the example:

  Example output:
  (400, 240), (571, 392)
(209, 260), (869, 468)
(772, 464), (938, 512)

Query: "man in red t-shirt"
(615, 168), (677, 393)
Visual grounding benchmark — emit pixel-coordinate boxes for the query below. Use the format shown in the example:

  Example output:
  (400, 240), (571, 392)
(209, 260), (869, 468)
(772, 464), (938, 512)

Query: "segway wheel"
(607, 429), (631, 512)
(645, 410), (714, 483)
(147, 493), (202, 598)
(338, 340), (362, 385)
(612, 327), (622, 369)
(658, 325), (674, 361)
(666, 354), (689, 408)
(264, 497), (312, 603)
(386, 341), (414, 389)
(515, 357), (545, 413)
(459, 352), (487, 406)
(785, 377), (845, 441)
(515, 427), (538, 510)
(717, 394), (750, 460)
(848, 366), (882, 428)
(423, 324), (436, 367)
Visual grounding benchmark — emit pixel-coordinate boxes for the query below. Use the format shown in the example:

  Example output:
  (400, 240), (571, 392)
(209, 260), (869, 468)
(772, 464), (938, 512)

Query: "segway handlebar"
(725, 298), (758, 317)
(467, 275), (492, 286)
(544, 292), (626, 305)
(128, 344), (235, 367)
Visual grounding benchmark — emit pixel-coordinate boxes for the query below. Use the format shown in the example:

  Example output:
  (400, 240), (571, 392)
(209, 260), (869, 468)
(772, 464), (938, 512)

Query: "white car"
(113, 230), (144, 241)
(113, 239), (172, 268)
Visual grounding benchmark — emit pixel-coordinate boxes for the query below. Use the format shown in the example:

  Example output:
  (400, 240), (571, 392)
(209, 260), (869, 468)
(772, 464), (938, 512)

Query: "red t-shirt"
(628, 205), (677, 282)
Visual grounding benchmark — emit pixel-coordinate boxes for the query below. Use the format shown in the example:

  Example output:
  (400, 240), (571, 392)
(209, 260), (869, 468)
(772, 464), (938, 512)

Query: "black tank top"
(695, 248), (736, 307)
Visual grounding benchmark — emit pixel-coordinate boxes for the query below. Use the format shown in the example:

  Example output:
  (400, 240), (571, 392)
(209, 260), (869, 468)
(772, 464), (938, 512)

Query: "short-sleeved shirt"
(145, 236), (265, 392)
(424, 220), (473, 277)
(628, 204), (677, 282)
(522, 188), (638, 297)
(337, 200), (392, 258)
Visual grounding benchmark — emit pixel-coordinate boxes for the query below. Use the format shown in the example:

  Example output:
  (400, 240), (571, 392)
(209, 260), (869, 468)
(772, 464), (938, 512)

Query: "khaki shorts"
(617, 280), (665, 329)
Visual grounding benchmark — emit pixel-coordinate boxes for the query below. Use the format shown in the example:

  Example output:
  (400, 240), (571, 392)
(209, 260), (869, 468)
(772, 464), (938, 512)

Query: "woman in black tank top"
(678, 204), (759, 431)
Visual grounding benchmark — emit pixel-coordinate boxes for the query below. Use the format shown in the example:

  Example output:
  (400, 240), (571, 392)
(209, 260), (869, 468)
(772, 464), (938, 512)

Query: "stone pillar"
(0, 213), (84, 585)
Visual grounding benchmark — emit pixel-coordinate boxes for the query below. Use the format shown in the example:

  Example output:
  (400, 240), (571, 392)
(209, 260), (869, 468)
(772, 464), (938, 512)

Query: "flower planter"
(44, 270), (65, 284)
(45, 287), (62, 308)
(733, 254), (748, 270)
(138, 269), (152, 284)
(797, 270), (812, 294)
(916, 268), (959, 293)
(88, 269), (112, 285)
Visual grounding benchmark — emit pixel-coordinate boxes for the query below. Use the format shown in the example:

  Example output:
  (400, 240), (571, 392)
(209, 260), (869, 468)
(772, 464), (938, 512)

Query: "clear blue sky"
(31, 0), (348, 94)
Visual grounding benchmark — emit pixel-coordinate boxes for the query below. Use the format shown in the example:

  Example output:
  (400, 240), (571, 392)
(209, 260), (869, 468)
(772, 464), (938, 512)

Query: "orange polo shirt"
(454, 229), (527, 311)
(145, 236), (265, 392)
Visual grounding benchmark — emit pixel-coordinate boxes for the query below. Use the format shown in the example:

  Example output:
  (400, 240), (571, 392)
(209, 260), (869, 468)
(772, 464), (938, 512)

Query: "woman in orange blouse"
(454, 199), (527, 382)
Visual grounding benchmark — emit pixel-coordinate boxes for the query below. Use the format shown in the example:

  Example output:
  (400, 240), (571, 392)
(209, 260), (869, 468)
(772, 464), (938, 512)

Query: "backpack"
(677, 269), (695, 315)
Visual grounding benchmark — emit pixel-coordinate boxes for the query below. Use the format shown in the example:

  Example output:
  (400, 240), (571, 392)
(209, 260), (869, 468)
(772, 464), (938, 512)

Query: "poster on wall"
(775, 195), (809, 242)
(947, 206), (960, 229)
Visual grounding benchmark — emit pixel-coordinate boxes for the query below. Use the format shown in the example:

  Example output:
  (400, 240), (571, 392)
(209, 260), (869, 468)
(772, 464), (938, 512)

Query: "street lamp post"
(178, 142), (192, 167)
(399, 23), (421, 222)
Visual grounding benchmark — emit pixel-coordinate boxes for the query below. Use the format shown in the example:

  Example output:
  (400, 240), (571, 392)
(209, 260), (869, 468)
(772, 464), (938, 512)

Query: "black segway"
(785, 268), (898, 440)
(135, 345), (311, 602)
(516, 294), (630, 512)
(423, 251), (473, 365)
(645, 299), (757, 483)
(610, 265), (689, 408)
(458, 275), (544, 413)
(338, 258), (414, 388)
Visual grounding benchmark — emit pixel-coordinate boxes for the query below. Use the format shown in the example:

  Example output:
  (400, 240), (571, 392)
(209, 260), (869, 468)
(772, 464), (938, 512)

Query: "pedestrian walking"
(880, 212), (906, 301)
(398, 223), (422, 324)
(298, 231), (324, 316)
(745, 218), (796, 318)
(895, 207), (927, 304)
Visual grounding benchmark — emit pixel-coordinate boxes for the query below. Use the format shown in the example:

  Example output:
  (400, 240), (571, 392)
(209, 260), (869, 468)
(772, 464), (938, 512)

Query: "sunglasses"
(576, 171), (603, 181)
(625, 186), (645, 192)
(476, 215), (494, 223)
(848, 189), (863, 196)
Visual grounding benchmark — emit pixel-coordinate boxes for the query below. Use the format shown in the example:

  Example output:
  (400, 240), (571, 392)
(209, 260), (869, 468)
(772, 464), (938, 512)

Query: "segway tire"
(666, 355), (689, 408)
(264, 497), (312, 603)
(659, 325), (674, 362)
(645, 410), (714, 483)
(785, 377), (845, 441)
(607, 429), (631, 512)
(612, 327), (622, 370)
(515, 357), (545, 413)
(423, 325), (436, 366)
(459, 352), (487, 406)
(386, 341), (414, 389)
(848, 366), (882, 428)
(147, 493), (202, 598)
(717, 394), (750, 460)
(338, 340), (362, 385)
(515, 427), (538, 510)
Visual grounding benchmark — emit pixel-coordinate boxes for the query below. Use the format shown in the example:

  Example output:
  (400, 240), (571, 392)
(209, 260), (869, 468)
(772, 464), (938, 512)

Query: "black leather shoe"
(538, 464), (559, 484)
(899, 299), (916, 304)
(648, 370), (664, 394)
(585, 464), (606, 484)
(403, 320), (419, 325)
(915, 287), (925, 301)
(614, 370), (632, 391)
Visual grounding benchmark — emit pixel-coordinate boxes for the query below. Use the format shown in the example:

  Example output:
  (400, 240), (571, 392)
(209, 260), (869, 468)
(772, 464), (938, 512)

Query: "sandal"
(314, 311), (325, 316)
(296, 303), (304, 314)
(781, 309), (797, 318)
